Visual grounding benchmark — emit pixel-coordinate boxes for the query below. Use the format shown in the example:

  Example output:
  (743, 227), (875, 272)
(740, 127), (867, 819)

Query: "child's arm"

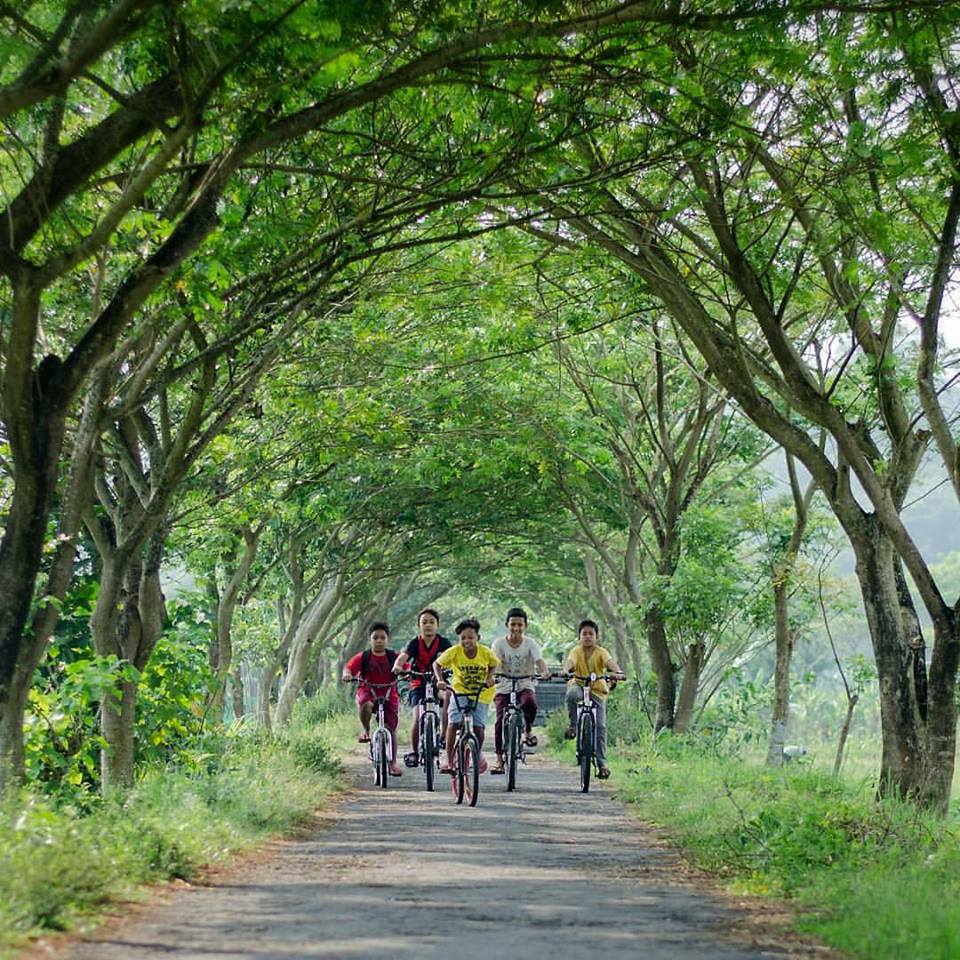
(342, 666), (355, 682)
(433, 661), (447, 689)
(392, 651), (409, 674)
(485, 666), (496, 688)
(604, 654), (625, 686)
(535, 656), (550, 679)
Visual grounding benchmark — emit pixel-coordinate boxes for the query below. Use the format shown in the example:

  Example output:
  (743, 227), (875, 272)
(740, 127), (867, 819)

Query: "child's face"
(506, 616), (526, 641)
(370, 629), (389, 654)
(458, 628), (479, 655)
(418, 613), (439, 640)
(579, 625), (598, 649)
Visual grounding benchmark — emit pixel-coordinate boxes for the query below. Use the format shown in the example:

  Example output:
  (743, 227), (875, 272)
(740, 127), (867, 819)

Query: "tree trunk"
(0, 393), (68, 789)
(674, 640), (705, 733)
(231, 667), (245, 720)
(208, 525), (260, 720)
(766, 581), (795, 767)
(100, 676), (137, 794)
(921, 615), (960, 812)
(89, 528), (167, 794)
(644, 606), (675, 732)
(852, 527), (925, 799)
(274, 579), (343, 727)
(834, 693), (859, 776)
(257, 661), (277, 733)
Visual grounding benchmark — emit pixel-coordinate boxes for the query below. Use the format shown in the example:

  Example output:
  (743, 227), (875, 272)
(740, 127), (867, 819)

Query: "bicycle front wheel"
(506, 713), (519, 792)
(376, 731), (389, 789)
(578, 713), (594, 793)
(455, 741), (466, 804)
(423, 713), (436, 792)
(464, 736), (481, 807)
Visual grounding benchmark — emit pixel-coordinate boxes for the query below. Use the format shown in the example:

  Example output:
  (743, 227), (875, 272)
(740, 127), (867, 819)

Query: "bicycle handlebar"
(343, 677), (401, 692)
(555, 671), (627, 682)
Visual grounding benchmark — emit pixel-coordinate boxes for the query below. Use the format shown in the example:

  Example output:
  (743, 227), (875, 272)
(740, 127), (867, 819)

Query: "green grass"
(599, 733), (960, 960)
(0, 707), (348, 956)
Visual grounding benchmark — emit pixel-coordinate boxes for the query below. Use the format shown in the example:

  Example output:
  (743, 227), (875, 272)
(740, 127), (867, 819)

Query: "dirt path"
(58, 746), (828, 960)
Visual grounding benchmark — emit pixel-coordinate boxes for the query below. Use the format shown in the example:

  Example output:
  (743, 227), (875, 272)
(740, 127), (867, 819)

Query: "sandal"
(490, 763), (504, 775)
(440, 764), (454, 774)
(597, 766), (611, 780)
(358, 732), (370, 743)
(524, 733), (538, 747)
(563, 726), (575, 740)
(403, 752), (419, 768)
(389, 766), (403, 777)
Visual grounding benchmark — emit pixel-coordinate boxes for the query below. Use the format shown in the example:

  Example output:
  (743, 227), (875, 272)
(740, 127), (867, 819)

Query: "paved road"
(63, 747), (812, 959)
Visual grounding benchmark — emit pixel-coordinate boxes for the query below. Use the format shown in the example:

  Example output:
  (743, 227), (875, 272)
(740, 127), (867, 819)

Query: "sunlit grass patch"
(612, 735), (960, 960)
(0, 707), (347, 956)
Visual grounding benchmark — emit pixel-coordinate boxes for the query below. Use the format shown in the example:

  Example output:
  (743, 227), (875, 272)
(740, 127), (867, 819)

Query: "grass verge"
(0, 703), (349, 957)
(587, 731), (960, 960)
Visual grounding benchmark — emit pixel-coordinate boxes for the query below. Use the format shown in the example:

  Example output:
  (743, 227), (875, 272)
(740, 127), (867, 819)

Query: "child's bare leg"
(445, 721), (461, 767)
(390, 729), (402, 775)
(409, 705), (420, 756)
(359, 702), (373, 736)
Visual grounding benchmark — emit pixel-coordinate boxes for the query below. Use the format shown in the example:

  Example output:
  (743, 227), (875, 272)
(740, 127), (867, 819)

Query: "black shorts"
(408, 685), (443, 708)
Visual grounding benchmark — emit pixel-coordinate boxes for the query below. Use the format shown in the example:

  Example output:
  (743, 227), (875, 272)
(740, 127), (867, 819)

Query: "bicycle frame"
(494, 673), (536, 791)
(349, 677), (398, 788)
(447, 684), (485, 806)
(406, 669), (444, 790)
(565, 671), (624, 792)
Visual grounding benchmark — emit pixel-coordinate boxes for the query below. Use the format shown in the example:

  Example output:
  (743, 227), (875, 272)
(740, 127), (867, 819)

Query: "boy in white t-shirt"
(490, 607), (549, 775)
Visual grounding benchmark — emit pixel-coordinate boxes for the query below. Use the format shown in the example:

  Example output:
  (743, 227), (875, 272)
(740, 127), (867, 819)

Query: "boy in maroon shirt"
(392, 608), (451, 767)
(342, 621), (403, 777)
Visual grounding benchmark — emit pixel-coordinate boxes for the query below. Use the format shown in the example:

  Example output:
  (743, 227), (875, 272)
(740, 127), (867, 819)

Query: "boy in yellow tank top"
(563, 619), (624, 780)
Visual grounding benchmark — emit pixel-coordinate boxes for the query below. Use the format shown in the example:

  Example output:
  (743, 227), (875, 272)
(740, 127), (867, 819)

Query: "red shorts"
(356, 687), (399, 731)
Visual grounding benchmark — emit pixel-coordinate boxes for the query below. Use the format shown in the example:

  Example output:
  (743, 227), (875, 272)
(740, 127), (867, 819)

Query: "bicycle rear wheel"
(506, 713), (519, 792)
(376, 730), (389, 789)
(423, 714), (436, 792)
(578, 713), (594, 793)
(464, 736), (481, 807)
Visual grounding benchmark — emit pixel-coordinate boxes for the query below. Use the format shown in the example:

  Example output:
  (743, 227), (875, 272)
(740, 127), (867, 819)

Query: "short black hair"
(504, 607), (528, 625)
(369, 621), (391, 636)
(577, 619), (599, 637)
(455, 618), (481, 636)
(418, 607), (441, 624)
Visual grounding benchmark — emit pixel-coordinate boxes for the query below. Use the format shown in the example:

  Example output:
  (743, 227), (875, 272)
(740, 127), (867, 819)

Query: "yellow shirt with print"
(436, 643), (499, 705)
(566, 644), (614, 698)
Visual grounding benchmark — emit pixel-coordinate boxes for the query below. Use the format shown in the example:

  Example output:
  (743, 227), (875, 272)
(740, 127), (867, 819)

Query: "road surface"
(59, 746), (832, 959)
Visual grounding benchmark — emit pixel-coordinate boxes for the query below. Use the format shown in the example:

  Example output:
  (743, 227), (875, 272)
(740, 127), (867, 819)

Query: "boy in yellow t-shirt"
(563, 619), (624, 780)
(434, 618), (499, 774)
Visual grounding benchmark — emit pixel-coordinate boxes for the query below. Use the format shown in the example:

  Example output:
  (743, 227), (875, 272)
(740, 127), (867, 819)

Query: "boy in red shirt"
(342, 621), (403, 777)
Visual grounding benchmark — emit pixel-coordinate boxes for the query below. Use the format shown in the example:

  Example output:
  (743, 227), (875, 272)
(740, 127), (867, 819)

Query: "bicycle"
(493, 673), (537, 791)
(561, 671), (626, 793)
(440, 677), (486, 806)
(346, 677), (399, 789)
(404, 669), (444, 792)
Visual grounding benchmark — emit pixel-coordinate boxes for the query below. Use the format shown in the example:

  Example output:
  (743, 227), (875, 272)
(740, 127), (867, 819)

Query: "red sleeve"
(345, 652), (363, 675)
